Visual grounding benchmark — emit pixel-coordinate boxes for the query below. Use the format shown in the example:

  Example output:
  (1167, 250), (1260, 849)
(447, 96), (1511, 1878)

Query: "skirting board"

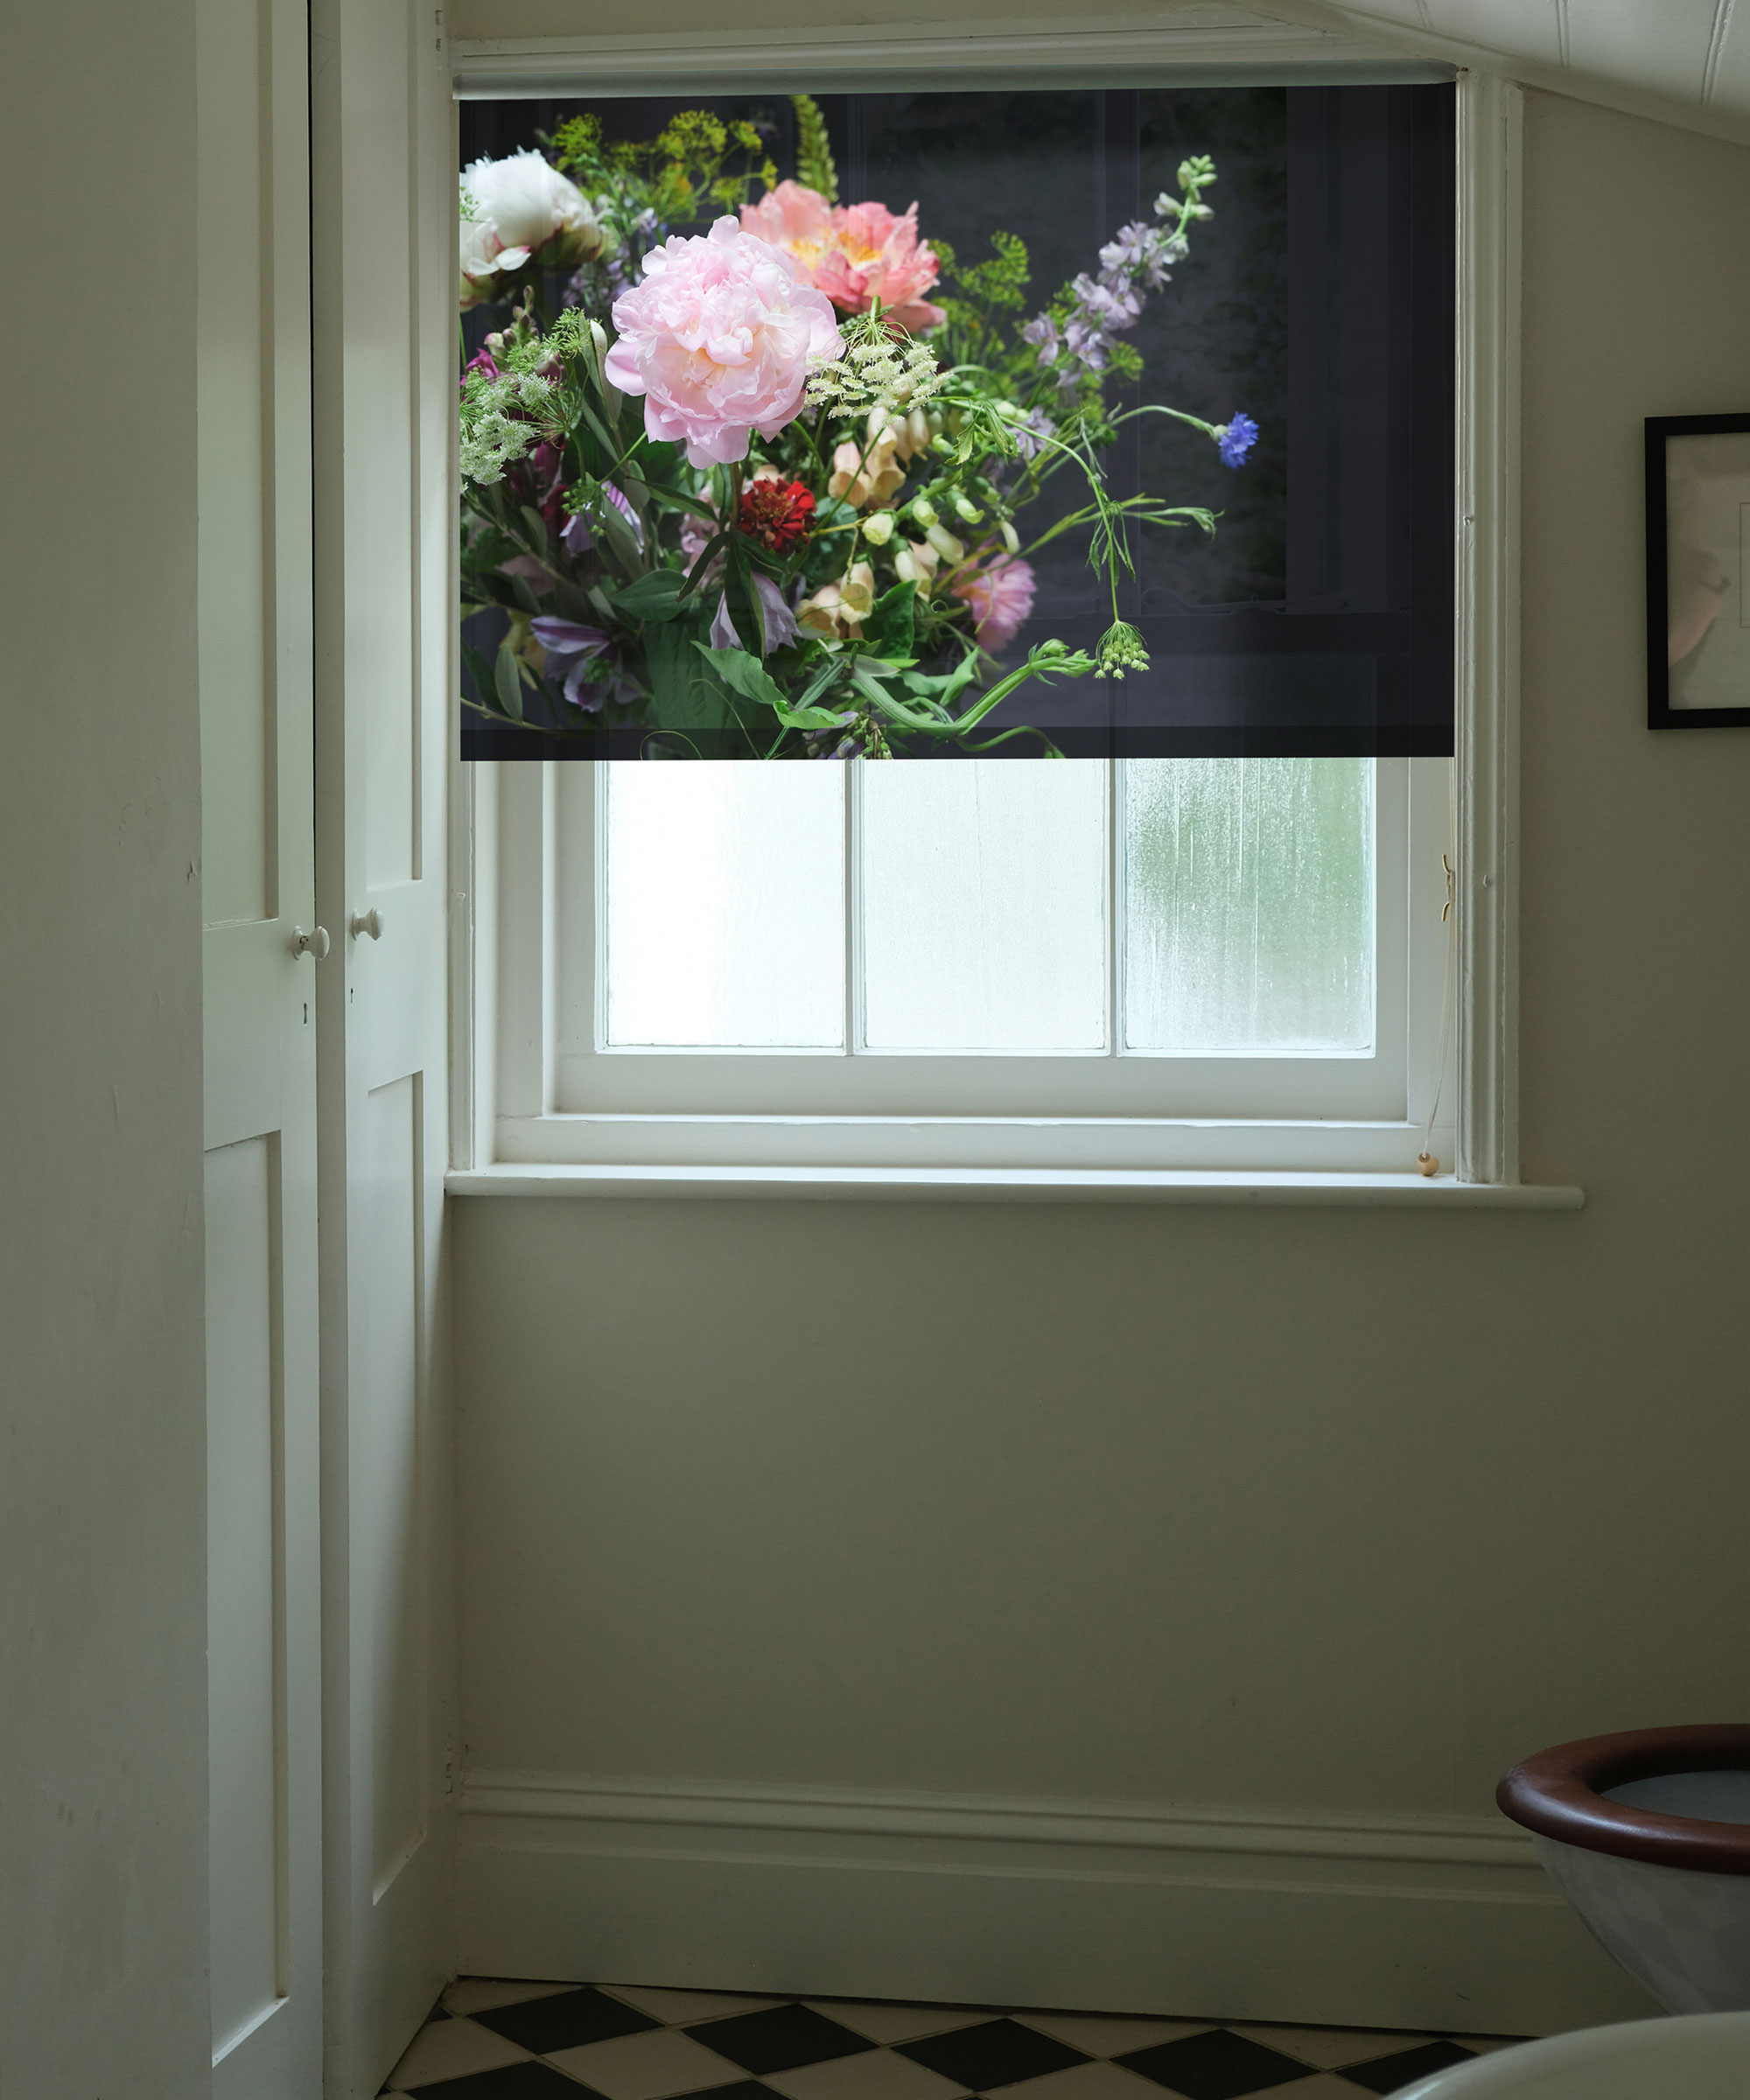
(456, 1774), (1656, 2037)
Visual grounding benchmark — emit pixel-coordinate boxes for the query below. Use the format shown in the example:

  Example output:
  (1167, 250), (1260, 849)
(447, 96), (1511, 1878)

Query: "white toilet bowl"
(1394, 2011), (1750, 2097)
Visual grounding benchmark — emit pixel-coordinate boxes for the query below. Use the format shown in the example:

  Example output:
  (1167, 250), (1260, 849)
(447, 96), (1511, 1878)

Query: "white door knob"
(290, 925), (330, 961)
(349, 907), (384, 941)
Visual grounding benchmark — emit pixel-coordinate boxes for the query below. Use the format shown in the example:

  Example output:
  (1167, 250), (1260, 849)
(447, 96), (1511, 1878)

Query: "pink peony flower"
(606, 217), (842, 468)
(739, 179), (835, 260)
(740, 186), (946, 332)
(952, 555), (1036, 652)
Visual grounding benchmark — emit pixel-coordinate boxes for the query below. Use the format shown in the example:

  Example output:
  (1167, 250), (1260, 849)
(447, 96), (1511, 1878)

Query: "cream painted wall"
(452, 86), (1750, 2011)
(0, 5), (210, 2096)
(451, 0), (1235, 39)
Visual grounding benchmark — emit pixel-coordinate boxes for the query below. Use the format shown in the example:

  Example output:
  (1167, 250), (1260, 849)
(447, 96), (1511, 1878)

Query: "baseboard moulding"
(456, 1771), (1656, 2036)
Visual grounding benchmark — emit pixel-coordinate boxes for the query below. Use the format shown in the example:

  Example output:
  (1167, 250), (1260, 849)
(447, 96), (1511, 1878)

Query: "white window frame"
(565, 757), (1411, 1119)
(447, 38), (1553, 1205)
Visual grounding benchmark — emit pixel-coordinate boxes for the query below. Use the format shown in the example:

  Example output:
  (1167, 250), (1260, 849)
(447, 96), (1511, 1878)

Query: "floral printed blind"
(458, 85), (1453, 760)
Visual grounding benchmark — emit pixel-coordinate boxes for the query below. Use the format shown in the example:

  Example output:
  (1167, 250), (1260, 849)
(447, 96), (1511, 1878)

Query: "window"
(482, 745), (1452, 1173)
(556, 757), (1430, 1130)
(458, 52), (1523, 1192)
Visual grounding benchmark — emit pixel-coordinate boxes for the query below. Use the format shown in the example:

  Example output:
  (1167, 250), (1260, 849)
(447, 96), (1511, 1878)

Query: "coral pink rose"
(952, 555), (1036, 652)
(606, 216), (842, 468)
(740, 185), (946, 332)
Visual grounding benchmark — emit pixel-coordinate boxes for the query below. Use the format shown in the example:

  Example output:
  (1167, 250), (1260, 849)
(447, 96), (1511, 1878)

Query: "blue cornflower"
(1217, 412), (1258, 468)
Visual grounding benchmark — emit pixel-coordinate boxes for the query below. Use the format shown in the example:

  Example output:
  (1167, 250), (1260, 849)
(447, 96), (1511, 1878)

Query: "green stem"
(1112, 402), (1222, 440)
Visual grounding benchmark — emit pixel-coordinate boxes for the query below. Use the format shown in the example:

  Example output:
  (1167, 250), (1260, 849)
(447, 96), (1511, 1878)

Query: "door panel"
(313, 0), (455, 2089)
(206, 1136), (284, 2062)
(366, 1073), (428, 1900)
(200, 1), (321, 2093)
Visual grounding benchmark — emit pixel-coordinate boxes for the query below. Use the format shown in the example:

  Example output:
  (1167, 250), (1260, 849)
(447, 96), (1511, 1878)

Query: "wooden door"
(312, 0), (457, 2090)
(199, 0), (324, 2092)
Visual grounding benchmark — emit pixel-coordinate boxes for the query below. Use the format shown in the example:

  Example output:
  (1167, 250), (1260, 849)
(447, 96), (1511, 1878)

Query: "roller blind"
(458, 81), (1453, 759)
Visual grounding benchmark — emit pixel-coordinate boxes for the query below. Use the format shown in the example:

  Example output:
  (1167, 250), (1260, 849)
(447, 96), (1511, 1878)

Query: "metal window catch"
(290, 925), (330, 961)
(350, 907), (384, 942)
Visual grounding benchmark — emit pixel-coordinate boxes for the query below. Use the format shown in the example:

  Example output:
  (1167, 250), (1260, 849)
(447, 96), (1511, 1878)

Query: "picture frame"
(1647, 411), (1750, 729)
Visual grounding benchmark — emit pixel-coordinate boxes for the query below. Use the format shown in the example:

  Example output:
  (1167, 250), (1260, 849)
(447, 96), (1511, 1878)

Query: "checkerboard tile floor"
(380, 1979), (1525, 2099)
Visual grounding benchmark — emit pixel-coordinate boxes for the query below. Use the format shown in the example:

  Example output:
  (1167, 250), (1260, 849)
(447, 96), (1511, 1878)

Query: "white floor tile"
(443, 1978), (581, 2018)
(609, 1984), (782, 2025)
(805, 2005), (991, 2046)
(1228, 2025), (1433, 2069)
(989, 2060), (1173, 2100)
(1462, 2037), (1524, 2054)
(385, 2016), (532, 2090)
(1275, 2079), (1387, 2099)
(765, 2046), (970, 2100)
(1015, 2015), (1210, 2056)
(547, 2026), (754, 2100)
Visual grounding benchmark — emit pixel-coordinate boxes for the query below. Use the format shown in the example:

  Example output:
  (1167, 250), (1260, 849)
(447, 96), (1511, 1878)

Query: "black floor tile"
(1116, 2030), (1312, 2100)
(1340, 2042), (1476, 2094)
(473, 1985), (662, 2054)
(666, 2084), (788, 2100)
(688, 2006), (879, 2076)
(407, 2062), (605, 2097)
(898, 2020), (1089, 2091)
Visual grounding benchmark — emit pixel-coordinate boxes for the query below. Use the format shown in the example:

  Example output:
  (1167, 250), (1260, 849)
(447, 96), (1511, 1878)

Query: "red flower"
(738, 476), (816, 552)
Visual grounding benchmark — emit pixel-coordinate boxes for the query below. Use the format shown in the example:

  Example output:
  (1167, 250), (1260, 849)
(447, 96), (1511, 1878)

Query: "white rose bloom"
(459, 150), (606, 307)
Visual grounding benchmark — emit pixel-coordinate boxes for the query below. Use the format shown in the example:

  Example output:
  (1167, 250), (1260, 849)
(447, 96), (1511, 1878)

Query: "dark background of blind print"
(458, 85), (1452, 759)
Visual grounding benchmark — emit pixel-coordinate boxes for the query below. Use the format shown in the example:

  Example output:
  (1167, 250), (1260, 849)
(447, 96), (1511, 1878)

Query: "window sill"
(446, 1163), (1583, 1208)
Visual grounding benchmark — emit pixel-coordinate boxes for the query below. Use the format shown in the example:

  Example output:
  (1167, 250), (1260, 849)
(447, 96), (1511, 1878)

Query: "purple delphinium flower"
(528, 616), (611, 708)
(1022, 179), (1209, 396)
(1020, 314), (1060, 368)
(1217, 412), (1258, 469)
(1010, 407), (1056, 463)
(1070, 275), (1141, 332)
(461, 344), (500, 388)
(1098, 221), (1152, 274)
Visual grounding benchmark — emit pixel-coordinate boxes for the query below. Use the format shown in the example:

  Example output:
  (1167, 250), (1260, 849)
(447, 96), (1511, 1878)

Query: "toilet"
(1497, 1723), (1750, 2013)
(1394, 2013), (1750, 2097)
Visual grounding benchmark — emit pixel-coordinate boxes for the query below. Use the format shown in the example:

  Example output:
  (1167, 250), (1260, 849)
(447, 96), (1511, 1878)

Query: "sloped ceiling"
(1288, 0), (1750, 138)
(452, 0), (1750, 146)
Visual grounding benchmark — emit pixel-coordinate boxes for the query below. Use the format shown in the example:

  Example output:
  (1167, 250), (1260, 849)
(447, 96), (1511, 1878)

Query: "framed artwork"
(1647, 411), (1750, 729)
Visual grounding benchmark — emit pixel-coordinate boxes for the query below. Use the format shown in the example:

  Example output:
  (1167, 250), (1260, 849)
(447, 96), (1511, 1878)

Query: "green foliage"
(648, 624), (732, 734)
(791, 94), (837, 204)
(550, 107), (774, 235)
(609, 570), (688, 623)
(934, 229), (1030, 357)
(953, 230), (1030, 314)
(696, 646), (847, 732)
(548, 114), (606, 181)
(860, 580), (917, 662)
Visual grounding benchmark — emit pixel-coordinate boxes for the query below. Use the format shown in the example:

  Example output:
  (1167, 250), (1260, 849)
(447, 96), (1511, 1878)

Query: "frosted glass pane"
(605, 765), (844, 1046)
(1124, 759), (1373, 1051)
(861, 762), (1107, 1051)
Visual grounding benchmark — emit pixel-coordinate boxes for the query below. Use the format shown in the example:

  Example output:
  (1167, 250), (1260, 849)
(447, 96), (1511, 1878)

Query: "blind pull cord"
(1417, 853), (1456, 1178)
